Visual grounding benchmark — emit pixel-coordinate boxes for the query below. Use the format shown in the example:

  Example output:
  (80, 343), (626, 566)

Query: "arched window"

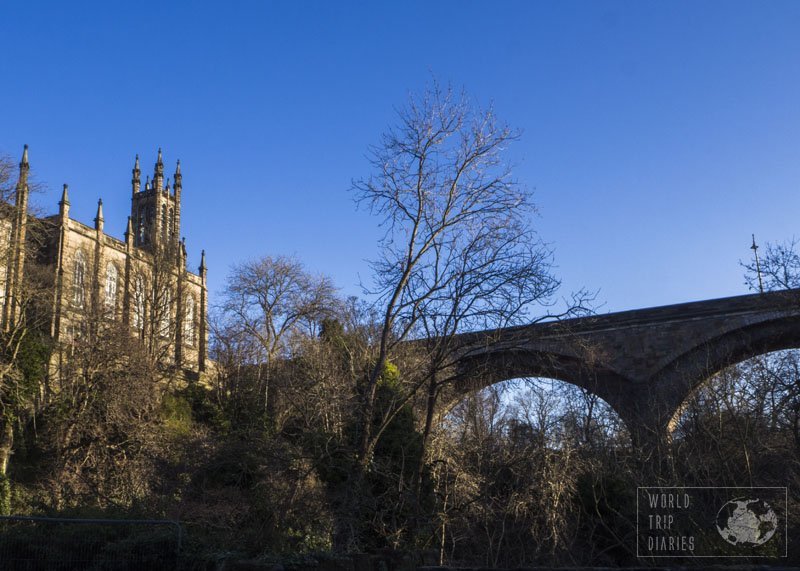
(105, 263), (119, 312)
(161, 204), (167, 243)
(72, 251), (86, 308)
(133, 276), (145, 331)
(184, 295), (195, 345)
(0, 264), (7, 307)
(168, 207), (174, 242)
(137, 208), (146, 244)
(158, 288), (171, 337)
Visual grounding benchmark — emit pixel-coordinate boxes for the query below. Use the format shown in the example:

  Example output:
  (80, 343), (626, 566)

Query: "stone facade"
(0, 145), (207, 375)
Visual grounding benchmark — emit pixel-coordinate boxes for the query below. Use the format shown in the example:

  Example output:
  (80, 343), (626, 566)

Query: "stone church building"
(1, 145), (207, 375)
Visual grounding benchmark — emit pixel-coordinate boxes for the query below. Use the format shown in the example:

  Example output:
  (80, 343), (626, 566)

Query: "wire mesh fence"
(0, 515), (183, 570)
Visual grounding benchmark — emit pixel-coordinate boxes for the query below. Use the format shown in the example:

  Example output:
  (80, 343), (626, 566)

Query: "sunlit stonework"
(0, 146), (208, 376)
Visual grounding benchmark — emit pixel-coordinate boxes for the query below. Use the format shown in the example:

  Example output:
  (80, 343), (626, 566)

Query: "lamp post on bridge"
(751, 234), (764, 294)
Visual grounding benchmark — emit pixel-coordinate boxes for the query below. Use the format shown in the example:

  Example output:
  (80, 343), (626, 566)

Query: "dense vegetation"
(3, 315), (799, 567)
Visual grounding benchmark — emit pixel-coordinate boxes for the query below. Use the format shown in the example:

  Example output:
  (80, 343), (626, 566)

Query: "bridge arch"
(666, 348), (800, 484)
(648, 315), (800, 433)
(449, 291), (800, 447)
(447, 375), (630, 449)
(453, 348), (635, 440)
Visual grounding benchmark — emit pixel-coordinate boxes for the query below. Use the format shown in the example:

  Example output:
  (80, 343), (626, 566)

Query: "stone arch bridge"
(446, 289), (800, 443)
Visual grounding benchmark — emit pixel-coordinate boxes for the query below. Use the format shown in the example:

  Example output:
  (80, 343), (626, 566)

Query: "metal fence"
(0, 515), (183, 570)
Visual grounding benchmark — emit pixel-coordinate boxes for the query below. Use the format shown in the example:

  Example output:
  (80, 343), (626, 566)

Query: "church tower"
(130, 149), (182, 254)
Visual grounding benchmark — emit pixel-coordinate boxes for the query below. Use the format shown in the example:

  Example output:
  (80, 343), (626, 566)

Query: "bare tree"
(352, 83), (585, 473)
(220, 256), (336, 359)
(45, 317), (161, 509)
(0, 151), (52, 512)
(212, 255), (337, 425)
(743, 237), (800, 292)
(129, 244), (181, 369)
(0, 154), (16, 203)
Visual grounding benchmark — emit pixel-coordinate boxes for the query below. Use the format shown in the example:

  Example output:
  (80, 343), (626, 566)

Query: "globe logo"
(715, 498), (778, 546)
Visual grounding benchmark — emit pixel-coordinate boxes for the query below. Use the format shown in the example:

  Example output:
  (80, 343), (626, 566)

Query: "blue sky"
(2, 1), (799, 315)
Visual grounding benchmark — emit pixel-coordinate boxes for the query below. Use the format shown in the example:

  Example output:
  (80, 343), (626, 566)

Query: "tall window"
(0, 264), (6, 307)
(105, 263), (119, 312)
(158, 288), (171, 337)
(161, 205), (167, 243)
(133, 276), (145, 331)
(72, 251), (86, 308)
(168, 207), (174, 242)
(184, 295), (195, 345)
(137, 208), (146, 244)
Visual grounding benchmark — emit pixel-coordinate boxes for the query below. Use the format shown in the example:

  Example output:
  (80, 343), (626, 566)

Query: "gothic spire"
(132, 154), (141, 195)
(18, 144), (30, 187)
(174, 160), (182, 196)
(125, 216), (133, 245)
(59, 184), (70, 218)
(199, 249), (206, 273)
(4, 145), (31, 332)
(94, 199), (104, 231)
(60, 184), (70, 206)
(154, 148), (164, 191)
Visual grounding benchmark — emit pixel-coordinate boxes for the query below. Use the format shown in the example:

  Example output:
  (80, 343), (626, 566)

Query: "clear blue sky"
(2, 1), (799, 314)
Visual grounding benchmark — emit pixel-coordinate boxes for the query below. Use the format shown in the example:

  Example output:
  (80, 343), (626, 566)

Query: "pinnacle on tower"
(95, 199), (104, 230)
(125, 216), (134, 244)
(59, 184), (70, 219)
(132, 154), (141, 195)
(199, 249), (206, 273)
(173, 160), (182, 201)
(18, 145), (30, 187)
(60, 184), (70, 206)
(154, 148), (164, 191)
(145, 175), (151, 191)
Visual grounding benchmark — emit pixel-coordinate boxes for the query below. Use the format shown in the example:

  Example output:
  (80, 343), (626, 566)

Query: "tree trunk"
(415, 369), (438, 498)
(0, 418), (13, 477)
(0, 418), (14, 514)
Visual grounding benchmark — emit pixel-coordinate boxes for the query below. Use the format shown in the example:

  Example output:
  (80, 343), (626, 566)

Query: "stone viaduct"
(447, 288), (800, 444)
